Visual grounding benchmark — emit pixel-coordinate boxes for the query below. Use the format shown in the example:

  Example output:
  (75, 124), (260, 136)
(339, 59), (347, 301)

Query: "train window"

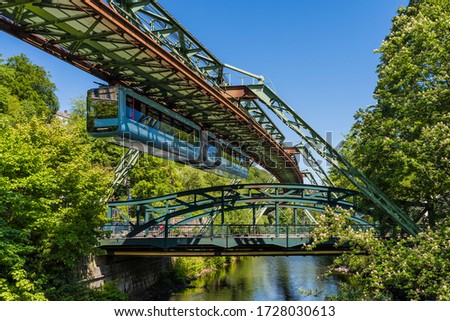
(125, 96), (132, 108)
(86, 89), (119, 132)
(88, 88), (118, 119)
(125, 95), (145, 121)
(88, 98), (118, 119)
(135, 100), (143, 113)
(222, 147), (248, 167)
(124, 93), (200, 146)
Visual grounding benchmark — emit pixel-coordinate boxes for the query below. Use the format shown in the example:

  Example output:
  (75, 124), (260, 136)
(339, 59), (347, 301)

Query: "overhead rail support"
(0, 0), (304, 184)
(245, 84), (420, 236)
(110, 0), (225, 86)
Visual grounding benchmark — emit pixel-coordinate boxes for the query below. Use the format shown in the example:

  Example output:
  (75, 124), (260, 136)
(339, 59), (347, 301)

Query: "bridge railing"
(102, 223), (375, 240)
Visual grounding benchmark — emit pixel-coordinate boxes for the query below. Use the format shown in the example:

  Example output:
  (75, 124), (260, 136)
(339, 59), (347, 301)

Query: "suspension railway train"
(86, 86), (251, 178)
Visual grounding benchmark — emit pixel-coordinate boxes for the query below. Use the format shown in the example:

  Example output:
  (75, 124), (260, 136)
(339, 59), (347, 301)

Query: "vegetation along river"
(168, 256), (339, 301)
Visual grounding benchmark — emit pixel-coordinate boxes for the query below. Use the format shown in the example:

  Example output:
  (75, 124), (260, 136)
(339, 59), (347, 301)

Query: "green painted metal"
(109, 0), (225, 86)
(0, 1), (419, 236)
(105, 149), (142, 202)
(199, 173), (280, 235)
(105, 183), (367, 238)
(199, 177), (243, 234)
(106, 1), (303, 183)
(100, 222), (374, 256)
(246, 84), (420, 236)
(239, 100), (285, 144)
(102, 224), (316, 249)
(0, 1), (303, 184)
(297, 144), (334, 186)
(246, 176), (279, 223)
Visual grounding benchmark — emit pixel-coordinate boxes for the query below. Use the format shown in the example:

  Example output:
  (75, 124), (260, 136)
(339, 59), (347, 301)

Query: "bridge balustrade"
(103, 223), (373, 240)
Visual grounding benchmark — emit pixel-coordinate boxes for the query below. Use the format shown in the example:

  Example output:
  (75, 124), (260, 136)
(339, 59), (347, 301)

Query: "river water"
(168, 256), (340, 301)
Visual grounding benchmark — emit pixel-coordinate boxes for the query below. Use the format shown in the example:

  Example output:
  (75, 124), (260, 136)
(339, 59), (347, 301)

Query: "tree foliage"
(0, 114), (113, 300)
(0, 54), (114, 300)
(310, 208), (450, 300)
(337, 1), (450, 226)
(324, 1), (450, 300)
(1, 54), (59, 117)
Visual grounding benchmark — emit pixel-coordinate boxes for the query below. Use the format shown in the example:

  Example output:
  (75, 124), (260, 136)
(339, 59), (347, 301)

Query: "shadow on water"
(168, 256), (339, 301)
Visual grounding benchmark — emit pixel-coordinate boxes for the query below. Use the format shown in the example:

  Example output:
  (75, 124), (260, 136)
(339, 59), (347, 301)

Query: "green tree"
(338, 1), (450, 227)
(0, 54), (119, 300)
(0, 114), (112, 300)
(0, 219), (46, 300)
(130, 155), (181, 198)
(321, 1), (450, 300)
(1, 54), (59, 117)
(309, 208), (450, 300)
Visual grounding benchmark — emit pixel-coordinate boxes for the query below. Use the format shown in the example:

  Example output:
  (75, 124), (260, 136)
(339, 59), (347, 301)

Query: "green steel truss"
(297, 144), (334, 186)
(244, 84), (420, 236)
(199, 174), (278, 234)
(199, 177), (244, 233)
(239, 99), (285, 144)
(104, 0), (302, 189)
(0, 0), (303, 185)
(106, 149), (142, 201)
(109, 0), (225, 87)
(0, 1), (420, 236)
(106, 183), (367, 238)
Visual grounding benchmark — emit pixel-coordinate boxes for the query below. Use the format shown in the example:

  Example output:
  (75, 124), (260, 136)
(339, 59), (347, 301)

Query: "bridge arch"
(106, 184), (371, 238)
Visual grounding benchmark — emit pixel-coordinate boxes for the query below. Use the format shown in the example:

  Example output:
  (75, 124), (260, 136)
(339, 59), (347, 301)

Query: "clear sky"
(0, 0), (408, 144)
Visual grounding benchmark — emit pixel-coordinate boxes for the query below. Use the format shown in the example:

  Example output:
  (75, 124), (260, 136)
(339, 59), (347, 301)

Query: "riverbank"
(130, 256), (238, 300)
(133, 256), (339, 301)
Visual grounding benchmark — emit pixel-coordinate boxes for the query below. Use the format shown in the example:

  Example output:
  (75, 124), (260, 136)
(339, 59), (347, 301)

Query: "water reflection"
(169, 256), (339, 301)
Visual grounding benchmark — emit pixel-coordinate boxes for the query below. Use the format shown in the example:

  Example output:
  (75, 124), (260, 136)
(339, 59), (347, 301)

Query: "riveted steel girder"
(109, 0), (225, 86)
(245, 84), (420, 236)
(0, 1), (420, 237)
(0, 0), (303, 184)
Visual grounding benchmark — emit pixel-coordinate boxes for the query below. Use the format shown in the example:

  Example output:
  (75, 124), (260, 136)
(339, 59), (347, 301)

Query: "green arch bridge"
(100, 184), (374, 256)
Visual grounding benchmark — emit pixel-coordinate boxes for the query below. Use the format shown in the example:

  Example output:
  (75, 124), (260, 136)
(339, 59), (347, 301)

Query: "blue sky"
(0, 0), (408, 144)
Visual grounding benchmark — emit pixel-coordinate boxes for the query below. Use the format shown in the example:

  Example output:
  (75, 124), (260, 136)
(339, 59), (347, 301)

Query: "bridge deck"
(99, 220), (363, 257)
(100, 235), (348, 257)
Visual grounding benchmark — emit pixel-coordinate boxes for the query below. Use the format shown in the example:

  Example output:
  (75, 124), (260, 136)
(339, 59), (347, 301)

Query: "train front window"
(86, 87), (119, 132)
